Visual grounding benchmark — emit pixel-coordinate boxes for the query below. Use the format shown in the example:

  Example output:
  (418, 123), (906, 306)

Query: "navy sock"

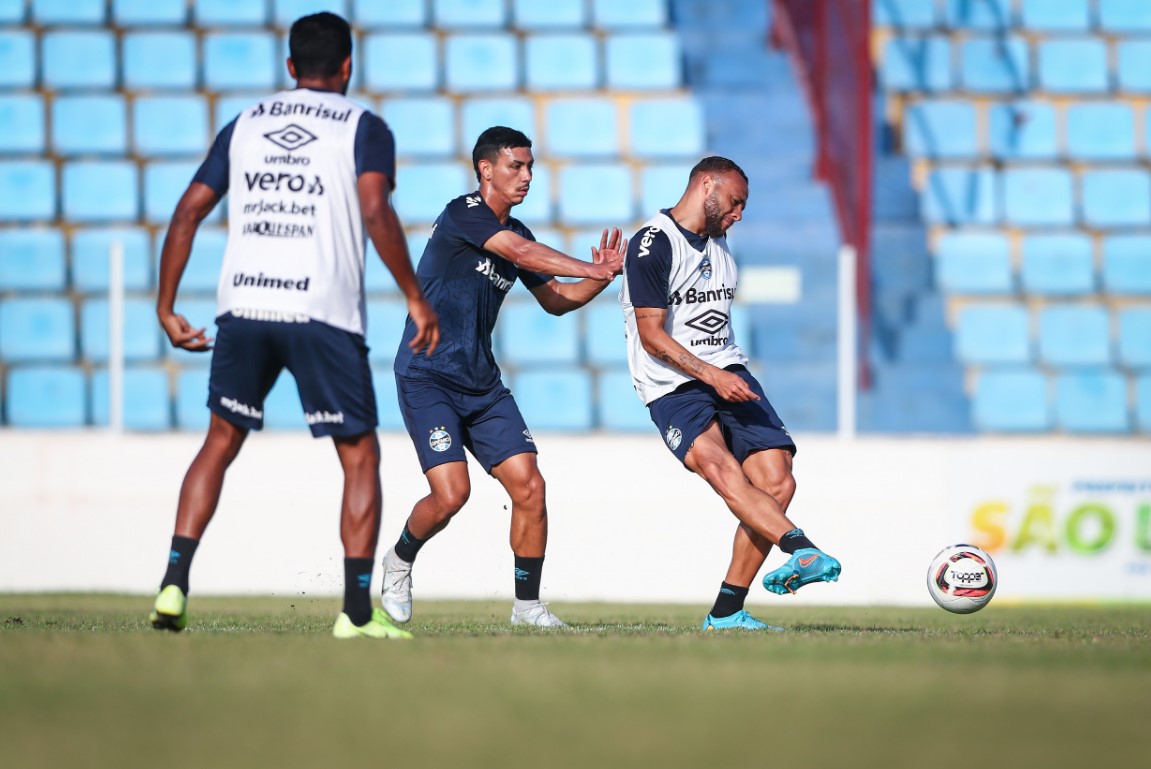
(513, 555), (545, 601)
(343, 557), (374, 626)
(709, 582), (748, 619)
(779, 528), (817, 555)
(160, 535), (199, 593)
(393, 524), (428, 564)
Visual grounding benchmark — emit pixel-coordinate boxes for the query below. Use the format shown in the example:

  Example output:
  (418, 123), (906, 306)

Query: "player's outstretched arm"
(484, 228), (621, 282)
(635, 310), (759, 402)
(529, 228), (628, 315)
(157, 181), (220, 352)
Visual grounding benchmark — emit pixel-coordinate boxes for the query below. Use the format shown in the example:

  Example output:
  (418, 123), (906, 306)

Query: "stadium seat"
(902, 99), (978, 158)
(604, 33), (681, 89)
(511, 368), (593, 431)
(363, 33), (438, 91)
(80, 297), (163, 363)
(51, 95), (128, 156)
(1020, 233), (1095, 296)
(444, 34), (519, 92)
(6, 366), (87, 428)
(113, 0), (186, 25)
(203, 32), (278, 91)
(0, 230), (65, 292)
(1118, 308), (1151, 367)
(972, 368), (1050, 432)
(393, 162), (470, 223)
(1037, 38), (1109, 93)
(1116, 40), (1151, 93)
(0, 161), (55, 221)
(584, 299), (628, 365)
(213, 93), (262, 132)
(629, 98), (705, 158)
(62, 161), (139, 223)
(959, 36), (1030, 93)
(122, 32), (197, 90)
(921, 166), (997, 226)
(557, 164), (634, 225)
(513, 162), (552, 223)
(879, 36), (952, 92)
(954, 304), (1031, 364)
(380, 96), (456, 157)
(32, 0), (104, 24)
(877, 0), (939, 27)
(194, 0), (268, 26)
(1138, 374), (1151, 432)
(1056, 370), (1129, 433)
(90, 367), (172, 430)
(133, 96), (210, 157)
(144, 161), (205, 224)
(544, 98), (620, 157)
(524, 33), (599, 91)
(942, 0), (1012, 29)
(0, 298), (75, 362)
(432, 0), (506, 29)
(591, 0), (667, 28)
(497, 302), (581, 365)
(1100, 0), (1151, 32)
(0, 94), (43, 155)
(1065, 102), (1135, 161)
(0, 0), (22, 22)
(460, 97), (536, 149)
(353, 0), (426, 27)
(272, 0), (351, 26)
(175, 366), (210, 430)
(596, 367), (650, 431)
(371, 367), (404, 430)
(0, 30), (35, 88)
(1082, 170), (1151, 228)
(987, 101), (1057, 159)
(1002, 167), (1074, 226)
(174, 227), (227, 293)
(513, 0), (586, 29)
(934, 231), (1013, 294)
(1020, 0), (1090, 30)
(41, 30), (117, 90)
(1102, 234), (1151, 294)
(639, 163), (694, 215)
(1038, 305), (1111, 366)
(365, 298), (409, 363)
(72, 228), (152, 292)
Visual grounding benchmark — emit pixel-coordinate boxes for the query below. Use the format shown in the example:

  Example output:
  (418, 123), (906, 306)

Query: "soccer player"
(618, 156), (841, 631)
(148, 12), (438, 639)
(382, 126), (625, 628)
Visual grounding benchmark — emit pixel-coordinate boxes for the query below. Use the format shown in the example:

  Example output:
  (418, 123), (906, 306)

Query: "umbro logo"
(684, 309), (729, 335)
(264, 123), (318, 152)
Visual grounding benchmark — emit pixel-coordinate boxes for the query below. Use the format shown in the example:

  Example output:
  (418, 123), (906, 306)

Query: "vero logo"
(264, 123), (318, 152)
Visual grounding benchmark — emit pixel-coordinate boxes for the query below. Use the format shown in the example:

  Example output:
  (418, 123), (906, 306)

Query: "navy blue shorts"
(207, 312), (377, 437)
(648, 365), (796, 467)
(395, 374), (537, 474)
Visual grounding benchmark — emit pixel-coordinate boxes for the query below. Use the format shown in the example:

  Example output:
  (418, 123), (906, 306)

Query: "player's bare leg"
(332, 431), (382, 559)
(725, 448), (797, 584)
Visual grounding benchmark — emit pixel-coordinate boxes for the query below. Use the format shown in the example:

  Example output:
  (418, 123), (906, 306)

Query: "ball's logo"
(665, 426), (682, 451)
(429, 427), (451, 453)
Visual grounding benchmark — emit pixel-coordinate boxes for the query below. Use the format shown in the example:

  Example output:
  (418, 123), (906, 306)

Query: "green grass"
(2, 596), (1150, 769)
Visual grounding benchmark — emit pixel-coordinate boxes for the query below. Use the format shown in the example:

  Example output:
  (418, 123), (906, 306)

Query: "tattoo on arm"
(678, 353), (705, 375)
(635, 312), (662, 321)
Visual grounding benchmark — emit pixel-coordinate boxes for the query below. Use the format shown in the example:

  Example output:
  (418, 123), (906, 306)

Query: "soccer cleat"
(763, 547), (842, 595)
(510, 601), (568, 628)
(149, 585), (188, 632)
(702, 610), (785, 632)
(332, 608), (413, 640)
(381, 547), (413, 624)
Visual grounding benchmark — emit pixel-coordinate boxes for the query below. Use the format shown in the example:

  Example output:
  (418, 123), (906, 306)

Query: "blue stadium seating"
(433, 0), (506, 29)
(32, 0), (104, 24)
(943, 0), (1012, 29)
(513, 0), (586, 29)
(1038, 305), (1111, 366)
(51, 95), (127, 156)
(879, 36), (952, 92)
(592, 0), (668, 28)
(1055, 370), (1129, 433)
(1037, 38), (1109, 93)
(1138, 374), (1151, 431)
(545, 98), (620, 157)
(353, 0), (426, 27)
(1100, 0), (1151, 32)
(524, 34), (599, 91)
(954, 304), (1031, 364)
(6, 366), (87, 427)
(0, 230), (65, 291)
(113, 0), (187, 25)
(1082, 169), (1151, 228)
(381, 96), (456, 157)
(176, 227), (227, 293)
(934, 231), (1013, 294)
(72, 228), (152, 292)
(1020, 234), (1095, 295)
(1002, 167), (1074, 226)
(0, 161), (55, 221)
(1020, 0), (1090, 30)
(175, 366), (210, 430)
(460, 97), (535, 149)
(80, 298), (163, 362)
(363, 33), (439, 92)
(122, 32), (197, 90)
(62, 161), (139, 223)
(144, 161), (204, 224)
(365, 298), (409, 363)
(972, 368), (1050, 432)
(213, 93), (262, 132)
(0, 95), (44, 154)
(0, 0), (22, 22)
(203, 32), (278, 91)
(921, 166), (997, 225)
(629, 98), (705, 158)
(584, 300), (628, 365)
(604, 33), (681, 89)
(1116, 40), (1151, 93)
(877, 0), (939, 28)
(959, 36), (1029, 93)
(1066, 102), (1136, 161)
(902, 99), (978, 158)
(511, 368), (593, 430)
(497, 302), (581, 365)
(987, 101), (1057, 159)
(393, 162), (469, 223)
(371, 367), (404, 430)
(0, 30), (35, 88)
(1102, 234), (1151, 294)
(41, 30), (117, 90)
(638, 163), (694, 215)
(596, 368), (650, 431)
(133, 96), (210, 157)
(273, 0), (351, 27)
(0, 298), (75, 362)
(90, 367), (172, 430)
(557, 164), (634, 225)
(1118, 308), (1151, 368)
(194, 0), (268, 26)
(514, 162), (553, 223)
(444, 34), (519, 92)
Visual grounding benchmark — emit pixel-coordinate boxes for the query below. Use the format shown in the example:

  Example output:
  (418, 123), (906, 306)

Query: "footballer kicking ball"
(926, 544), (997, 614)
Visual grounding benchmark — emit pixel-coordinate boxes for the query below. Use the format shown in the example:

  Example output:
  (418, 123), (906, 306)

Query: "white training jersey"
(619, 210), (748, 405)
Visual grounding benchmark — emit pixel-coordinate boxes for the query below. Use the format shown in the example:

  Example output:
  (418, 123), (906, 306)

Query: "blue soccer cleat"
(763, 548), (842, 595)
(702, 609), (785, 632)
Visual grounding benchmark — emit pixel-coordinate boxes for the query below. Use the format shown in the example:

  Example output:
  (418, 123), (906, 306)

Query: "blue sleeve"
(514, 222), (550, 290)
(191, 118), (236, 195)
(354, 112), (396, 187)
(449, 194), (510, 250)
(625, 225), (673, 308)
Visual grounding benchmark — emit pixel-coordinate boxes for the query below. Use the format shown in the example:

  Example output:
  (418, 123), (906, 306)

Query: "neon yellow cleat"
(332, 608), (414, 640)
(149, 585), (188, 632)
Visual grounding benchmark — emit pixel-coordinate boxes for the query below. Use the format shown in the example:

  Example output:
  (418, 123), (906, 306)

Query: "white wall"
(2, 430), (1149, 608)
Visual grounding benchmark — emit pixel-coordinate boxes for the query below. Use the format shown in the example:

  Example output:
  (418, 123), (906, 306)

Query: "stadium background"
(0, 0), (1148, 604)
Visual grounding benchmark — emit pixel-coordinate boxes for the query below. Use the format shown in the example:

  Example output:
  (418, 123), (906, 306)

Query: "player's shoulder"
(627, 221), (672, 260)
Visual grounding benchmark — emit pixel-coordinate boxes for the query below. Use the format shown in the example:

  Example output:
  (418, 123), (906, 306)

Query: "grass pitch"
(2, 596), (1149, 769)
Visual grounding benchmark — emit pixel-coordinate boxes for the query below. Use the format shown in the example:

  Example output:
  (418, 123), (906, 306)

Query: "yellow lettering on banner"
(1013, 500), (1059, 554)
(970, 501), (1008, 553)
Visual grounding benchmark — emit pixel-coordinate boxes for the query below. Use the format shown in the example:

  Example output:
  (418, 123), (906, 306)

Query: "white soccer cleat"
(510, 601), (568, 628)
(381, 547), (413, 624)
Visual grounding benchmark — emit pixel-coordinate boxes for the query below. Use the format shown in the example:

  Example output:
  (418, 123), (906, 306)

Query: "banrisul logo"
(264, 123), (317, 152)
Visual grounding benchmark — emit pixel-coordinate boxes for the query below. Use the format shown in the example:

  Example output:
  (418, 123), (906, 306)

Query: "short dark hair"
(471, 126), (532, 182)
(689, 156), (748, 185)
(289, 12), (352, 79)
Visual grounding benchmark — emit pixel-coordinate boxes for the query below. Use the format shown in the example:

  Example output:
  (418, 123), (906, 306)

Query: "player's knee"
(433, 486), (470, 517)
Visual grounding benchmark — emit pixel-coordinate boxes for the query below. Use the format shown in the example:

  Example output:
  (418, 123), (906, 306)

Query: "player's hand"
(407, 296), (440, 356)
(709, 367), (760, 402)
(159, 311), (212, 352)
(590, 227), (626, 279)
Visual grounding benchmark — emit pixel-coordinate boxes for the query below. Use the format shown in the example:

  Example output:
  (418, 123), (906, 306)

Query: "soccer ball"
(926, 544), (997, 614)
